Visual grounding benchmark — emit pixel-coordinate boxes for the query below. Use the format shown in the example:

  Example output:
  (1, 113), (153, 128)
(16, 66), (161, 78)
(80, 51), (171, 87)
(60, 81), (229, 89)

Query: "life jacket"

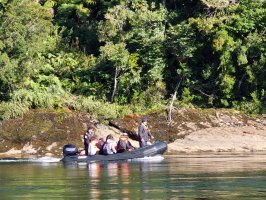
(117, 136), (128, 153)
(88, 139), (99, 156)
(96, 140), (104, 150)
(83, 132), (92, 144)
(102, 139), (116, 155)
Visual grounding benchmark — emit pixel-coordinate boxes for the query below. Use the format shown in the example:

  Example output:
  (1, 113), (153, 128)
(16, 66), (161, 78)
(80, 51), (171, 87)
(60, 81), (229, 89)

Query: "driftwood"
(167, 76), (183, 125)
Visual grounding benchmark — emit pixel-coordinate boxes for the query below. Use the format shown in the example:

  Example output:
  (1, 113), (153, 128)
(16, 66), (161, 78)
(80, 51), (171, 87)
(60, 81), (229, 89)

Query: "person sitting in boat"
(117, 133), (135, 153)
(102, 134), (117, 155)
(96, 138), (105, 154)
(83, 125), (94, 155)
(138, 117), (154, 147)
(88, 137), (100, 155)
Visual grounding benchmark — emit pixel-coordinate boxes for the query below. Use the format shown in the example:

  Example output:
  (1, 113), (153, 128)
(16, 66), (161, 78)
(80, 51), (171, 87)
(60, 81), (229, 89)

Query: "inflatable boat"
(61, 141), (167, 163)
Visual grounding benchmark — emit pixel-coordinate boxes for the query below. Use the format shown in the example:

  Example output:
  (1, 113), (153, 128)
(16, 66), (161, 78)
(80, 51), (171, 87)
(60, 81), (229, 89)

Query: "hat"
(87, 125), (94, 130)
(142, 117), (148, 122)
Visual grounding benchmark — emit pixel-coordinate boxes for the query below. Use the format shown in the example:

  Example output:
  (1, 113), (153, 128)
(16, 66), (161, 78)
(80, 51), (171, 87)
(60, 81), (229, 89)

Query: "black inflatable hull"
(61, 141), (167, 163)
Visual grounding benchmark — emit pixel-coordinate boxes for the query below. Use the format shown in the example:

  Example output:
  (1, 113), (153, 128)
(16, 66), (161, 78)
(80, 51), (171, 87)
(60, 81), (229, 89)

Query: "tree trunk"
(167, 75), (183, 124)
(111, 66), (119, 103)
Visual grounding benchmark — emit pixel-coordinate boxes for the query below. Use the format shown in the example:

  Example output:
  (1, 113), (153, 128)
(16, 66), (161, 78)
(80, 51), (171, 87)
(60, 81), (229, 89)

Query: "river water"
(1, 153), (266, 199)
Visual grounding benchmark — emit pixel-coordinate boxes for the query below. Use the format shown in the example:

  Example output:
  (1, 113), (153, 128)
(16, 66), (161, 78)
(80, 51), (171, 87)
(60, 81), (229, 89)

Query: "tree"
(187, 0), (266, 110)
(46, 0), (100, 54)
(98, 0), (167, 104)
(165, 22), (199, 123)
(0, 0), (57, 99)
(99, 42), (131, 102)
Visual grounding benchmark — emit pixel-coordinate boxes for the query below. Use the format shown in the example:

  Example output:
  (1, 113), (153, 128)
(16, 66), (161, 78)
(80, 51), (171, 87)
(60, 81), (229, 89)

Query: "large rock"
(168, 126), (266, 153)
(110, 108), (266, 153)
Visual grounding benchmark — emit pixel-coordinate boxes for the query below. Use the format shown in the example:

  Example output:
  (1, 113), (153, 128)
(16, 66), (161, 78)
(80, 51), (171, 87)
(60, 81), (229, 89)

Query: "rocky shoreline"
(110, 109), (266, 154)
(0, 108), (266, 157)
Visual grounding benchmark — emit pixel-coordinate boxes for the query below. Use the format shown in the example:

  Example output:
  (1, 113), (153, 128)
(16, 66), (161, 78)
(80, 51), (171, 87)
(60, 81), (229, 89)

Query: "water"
(1, 153), (266, 199)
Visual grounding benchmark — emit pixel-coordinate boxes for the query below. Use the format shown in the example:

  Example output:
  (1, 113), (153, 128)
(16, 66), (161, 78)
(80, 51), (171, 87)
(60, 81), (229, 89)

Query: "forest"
(0, 0), (265, 121)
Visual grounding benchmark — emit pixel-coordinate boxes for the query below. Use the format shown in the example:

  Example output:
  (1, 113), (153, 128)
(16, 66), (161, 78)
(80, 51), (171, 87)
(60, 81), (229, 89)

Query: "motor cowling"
(63, 144), (79, 156)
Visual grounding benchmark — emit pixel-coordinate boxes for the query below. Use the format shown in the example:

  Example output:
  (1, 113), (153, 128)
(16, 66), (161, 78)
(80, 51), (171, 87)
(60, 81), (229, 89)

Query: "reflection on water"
(1, 153), (266, 199)
(166, 153), (266, 199)
(168, 153), (266, 173)
(87, 163), (101, 199)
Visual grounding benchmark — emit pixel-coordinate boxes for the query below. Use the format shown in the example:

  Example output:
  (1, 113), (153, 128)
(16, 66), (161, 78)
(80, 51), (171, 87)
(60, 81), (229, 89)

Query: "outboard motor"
(63, 144), (79, 156)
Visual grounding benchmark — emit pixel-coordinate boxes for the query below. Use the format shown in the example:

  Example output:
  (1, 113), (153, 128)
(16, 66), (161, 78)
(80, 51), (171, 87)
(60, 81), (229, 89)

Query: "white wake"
(0, 156), (61, 163)
(130, 155), (164, 162)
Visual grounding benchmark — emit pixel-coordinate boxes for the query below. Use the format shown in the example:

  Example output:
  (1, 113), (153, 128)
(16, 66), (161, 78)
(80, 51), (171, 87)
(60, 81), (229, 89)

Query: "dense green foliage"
(0, 0), (265, 120)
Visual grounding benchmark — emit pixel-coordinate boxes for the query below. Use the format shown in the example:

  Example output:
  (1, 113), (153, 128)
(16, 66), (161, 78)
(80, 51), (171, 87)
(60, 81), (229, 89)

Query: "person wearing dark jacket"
(117, 133), (135, 153)
(138, 117), (154, 147)
(83, 126), (94, 155)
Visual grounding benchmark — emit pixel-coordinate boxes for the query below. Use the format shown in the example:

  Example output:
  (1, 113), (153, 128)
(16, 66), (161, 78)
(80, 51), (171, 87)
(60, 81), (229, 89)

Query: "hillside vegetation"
(0, 0), (265, 121)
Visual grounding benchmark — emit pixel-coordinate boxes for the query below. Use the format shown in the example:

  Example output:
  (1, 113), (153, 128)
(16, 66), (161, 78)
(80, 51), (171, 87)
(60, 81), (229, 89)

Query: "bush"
(233, 92), (265, 114)
(0, 101), (30, 120)
(72, 96), (132, 123)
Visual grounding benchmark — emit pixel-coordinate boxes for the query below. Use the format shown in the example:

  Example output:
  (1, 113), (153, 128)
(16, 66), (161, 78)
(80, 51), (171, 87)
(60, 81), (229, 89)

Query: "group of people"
(83, 127), (136, 156)
(83, 117), (154, 156)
